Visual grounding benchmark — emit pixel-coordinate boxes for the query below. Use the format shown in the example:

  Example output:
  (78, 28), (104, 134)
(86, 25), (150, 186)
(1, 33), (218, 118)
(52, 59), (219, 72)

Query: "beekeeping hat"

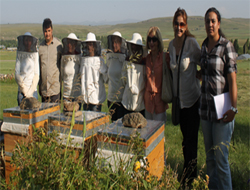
(112, 31), (122, 38)
(23, 32), (32, 36)
(128, 33), (145, 46)
(62, 33), (81, 42)
(84, 32), (100, 42)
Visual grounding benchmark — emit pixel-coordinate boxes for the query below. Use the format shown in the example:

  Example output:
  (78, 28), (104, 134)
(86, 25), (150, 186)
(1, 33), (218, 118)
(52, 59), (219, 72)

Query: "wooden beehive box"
(48, 111), (110, 162)
(96, 119), (165, 179)
(1, 103), (60, 184)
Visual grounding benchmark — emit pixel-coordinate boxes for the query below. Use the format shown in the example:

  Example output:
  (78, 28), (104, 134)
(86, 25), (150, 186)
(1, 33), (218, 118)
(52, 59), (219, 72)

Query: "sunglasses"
(147, 36), (158, 43)
(174, 21), (186, 28)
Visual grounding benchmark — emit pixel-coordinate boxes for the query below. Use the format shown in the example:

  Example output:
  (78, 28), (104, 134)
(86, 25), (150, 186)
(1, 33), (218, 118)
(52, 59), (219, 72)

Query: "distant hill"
(1, 16), (249, 46)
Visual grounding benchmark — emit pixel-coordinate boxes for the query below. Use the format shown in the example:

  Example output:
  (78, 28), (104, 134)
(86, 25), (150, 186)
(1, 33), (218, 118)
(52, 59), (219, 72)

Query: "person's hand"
(222, 109), (235, 122)
(166, 52), (170, 69)
(196, 70), (202, 81)
(26, 89), (34, 98)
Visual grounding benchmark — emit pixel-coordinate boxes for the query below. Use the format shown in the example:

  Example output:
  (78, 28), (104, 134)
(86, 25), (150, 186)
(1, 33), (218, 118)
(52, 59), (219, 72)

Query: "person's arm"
(223, 72), (237, 122)
(26, 53), (40, 97)
(15, 53), (28, 96)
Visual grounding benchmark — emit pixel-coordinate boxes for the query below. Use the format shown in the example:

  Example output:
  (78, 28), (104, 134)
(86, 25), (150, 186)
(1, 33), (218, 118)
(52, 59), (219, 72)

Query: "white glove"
(130, 84), (139, 95)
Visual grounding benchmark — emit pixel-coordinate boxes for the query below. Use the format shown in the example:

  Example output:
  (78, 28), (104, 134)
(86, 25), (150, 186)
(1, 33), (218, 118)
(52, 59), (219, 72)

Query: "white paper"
(213, 92), (231, 119)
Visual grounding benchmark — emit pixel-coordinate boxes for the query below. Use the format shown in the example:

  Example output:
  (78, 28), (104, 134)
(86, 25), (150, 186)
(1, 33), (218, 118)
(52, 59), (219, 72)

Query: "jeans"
(201, 119), (234, 190)
(17, 91), (38, 106)
(83, 103), (102, 112)
(145, 110), (167, 122)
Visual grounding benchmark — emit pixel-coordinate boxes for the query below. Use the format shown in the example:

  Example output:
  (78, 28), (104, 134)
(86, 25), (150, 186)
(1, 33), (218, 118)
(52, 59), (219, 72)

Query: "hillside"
(0, 16), (249, 46)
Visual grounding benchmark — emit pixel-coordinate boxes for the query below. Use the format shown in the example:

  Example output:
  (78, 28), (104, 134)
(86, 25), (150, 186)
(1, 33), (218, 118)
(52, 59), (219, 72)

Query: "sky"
(0, 0), (249, 25)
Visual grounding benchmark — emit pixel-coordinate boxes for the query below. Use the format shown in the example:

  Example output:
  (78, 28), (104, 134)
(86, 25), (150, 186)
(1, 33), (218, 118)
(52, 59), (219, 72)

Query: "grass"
(0, 52), (249, 189)
(0, 16), (249, 47)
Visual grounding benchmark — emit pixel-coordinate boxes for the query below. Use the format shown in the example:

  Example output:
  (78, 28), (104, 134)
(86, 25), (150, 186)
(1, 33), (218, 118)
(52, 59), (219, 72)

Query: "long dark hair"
(172, 8), (194, 37)
(205, 7), (226, 38)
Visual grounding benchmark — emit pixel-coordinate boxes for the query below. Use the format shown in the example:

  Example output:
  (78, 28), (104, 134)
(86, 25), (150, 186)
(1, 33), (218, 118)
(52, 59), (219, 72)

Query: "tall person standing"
(168, 8), (201, 185)
(144, 26), (169, 122)
(106, 32), (127, 122)
(200, 7), (237, 190)
(39, 18), (62, 103)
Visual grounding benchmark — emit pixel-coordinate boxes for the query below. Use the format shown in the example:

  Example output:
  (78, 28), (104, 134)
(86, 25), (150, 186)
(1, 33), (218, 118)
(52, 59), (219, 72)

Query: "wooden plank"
(5, 160), (16, 185)
(24, 105), (60, 119)
(146, 138), (165, 179)
(4, 133), (30, 153)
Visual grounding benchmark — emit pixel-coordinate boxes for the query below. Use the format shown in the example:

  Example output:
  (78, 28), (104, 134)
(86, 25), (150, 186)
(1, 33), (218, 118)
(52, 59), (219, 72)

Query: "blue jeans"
(83, 103), (102, 112)
(145, 110), (167, 122)
(17, 91), (38, 106)
(201, 119), (234, 190)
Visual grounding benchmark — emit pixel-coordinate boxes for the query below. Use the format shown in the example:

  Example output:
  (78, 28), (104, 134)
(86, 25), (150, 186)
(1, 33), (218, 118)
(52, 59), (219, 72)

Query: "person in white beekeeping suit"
(80, 32), (108, 112)
(15, 32), (39, 105)
(61, 33), (81, 106)
(106, 31), (127, 122)
(122, 33), (147, 116)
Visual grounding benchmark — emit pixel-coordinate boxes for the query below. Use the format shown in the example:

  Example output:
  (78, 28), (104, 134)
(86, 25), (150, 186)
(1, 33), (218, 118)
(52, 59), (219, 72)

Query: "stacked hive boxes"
(48, 111), (110, 163)
(96, 119), (165, 179)
(1, 103), (60, 183)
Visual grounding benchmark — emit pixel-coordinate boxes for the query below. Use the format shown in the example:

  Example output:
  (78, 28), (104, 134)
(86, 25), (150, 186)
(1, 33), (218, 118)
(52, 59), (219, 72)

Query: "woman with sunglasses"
(144, 26), (168, 122)
(200, 7), (237, 190)
(168, 8), (201, 185)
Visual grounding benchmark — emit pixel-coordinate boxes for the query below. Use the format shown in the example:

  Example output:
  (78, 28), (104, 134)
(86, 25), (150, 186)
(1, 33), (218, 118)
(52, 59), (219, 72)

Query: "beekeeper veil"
(82, 32), (102, 57)
(107, 31), (127, 54)
(127, 33), (145, 64)
(17, 32), (38, 52)
(62, 33), (81, 55)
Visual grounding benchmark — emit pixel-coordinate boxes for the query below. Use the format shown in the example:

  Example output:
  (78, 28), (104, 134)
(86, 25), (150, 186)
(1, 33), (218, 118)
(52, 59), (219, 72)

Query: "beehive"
(1, 103), (60, 184)
(96, 119), (165, 178)
(48, 111), (110, 163)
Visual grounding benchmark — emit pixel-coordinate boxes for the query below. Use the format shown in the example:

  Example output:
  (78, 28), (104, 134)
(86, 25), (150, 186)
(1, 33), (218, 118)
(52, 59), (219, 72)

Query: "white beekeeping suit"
(80, 32), (107, 106)
(61, 33), (81, 101)
(121, 33), (146, 111)
(15, 32), (39, 99)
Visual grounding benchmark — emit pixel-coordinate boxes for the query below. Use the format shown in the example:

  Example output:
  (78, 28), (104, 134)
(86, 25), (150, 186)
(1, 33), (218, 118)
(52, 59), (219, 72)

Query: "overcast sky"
(0, 0), (249, 25)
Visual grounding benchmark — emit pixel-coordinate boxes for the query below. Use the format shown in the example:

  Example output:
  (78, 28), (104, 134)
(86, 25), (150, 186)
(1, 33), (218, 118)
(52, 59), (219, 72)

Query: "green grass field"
(0, 51), (249, 189)
(1, 16), (249, 48)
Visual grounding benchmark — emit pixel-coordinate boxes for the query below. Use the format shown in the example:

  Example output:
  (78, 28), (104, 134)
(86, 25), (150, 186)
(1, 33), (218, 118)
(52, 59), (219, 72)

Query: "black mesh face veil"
(81, 41), (102, 57)
(107, 35), (127, 54)
(62, 38), (81, 55)
(17, 35), (38, 52)
(127, 42), (143, 63)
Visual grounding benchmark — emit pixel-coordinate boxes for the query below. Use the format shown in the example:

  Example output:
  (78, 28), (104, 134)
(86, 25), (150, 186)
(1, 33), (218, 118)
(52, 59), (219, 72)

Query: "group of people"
(15, 7), (237, 190)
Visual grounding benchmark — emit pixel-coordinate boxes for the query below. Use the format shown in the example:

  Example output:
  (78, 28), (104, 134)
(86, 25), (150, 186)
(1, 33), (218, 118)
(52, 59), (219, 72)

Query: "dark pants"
(107, 101), (126, 122)
(83, 104), (102, 112)
(124, 109), (145, 117)
(180, 98), (200, 184)
(42, 93), (60, 103)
